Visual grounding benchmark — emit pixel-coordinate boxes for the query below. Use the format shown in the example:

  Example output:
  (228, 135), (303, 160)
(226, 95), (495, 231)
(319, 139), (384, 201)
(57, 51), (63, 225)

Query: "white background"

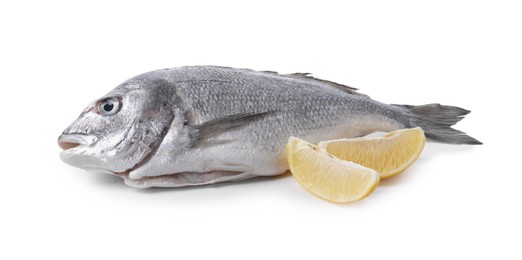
(1, 1), (521, 259)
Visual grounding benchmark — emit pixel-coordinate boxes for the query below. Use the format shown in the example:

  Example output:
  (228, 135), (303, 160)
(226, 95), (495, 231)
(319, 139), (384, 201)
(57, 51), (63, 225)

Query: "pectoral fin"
(191, 110), (277, 146)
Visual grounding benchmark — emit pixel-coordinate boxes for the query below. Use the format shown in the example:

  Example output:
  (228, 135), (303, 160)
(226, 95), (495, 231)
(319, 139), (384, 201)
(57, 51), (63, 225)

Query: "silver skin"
(58, 66), (479, 188)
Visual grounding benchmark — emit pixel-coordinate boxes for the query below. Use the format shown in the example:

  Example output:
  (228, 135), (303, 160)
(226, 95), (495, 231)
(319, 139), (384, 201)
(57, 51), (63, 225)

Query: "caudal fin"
(394, 103), (482, 145)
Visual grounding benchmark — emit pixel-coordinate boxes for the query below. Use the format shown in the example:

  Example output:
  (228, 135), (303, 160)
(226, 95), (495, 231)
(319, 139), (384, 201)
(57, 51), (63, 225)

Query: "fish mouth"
(58, 134), (98, 151)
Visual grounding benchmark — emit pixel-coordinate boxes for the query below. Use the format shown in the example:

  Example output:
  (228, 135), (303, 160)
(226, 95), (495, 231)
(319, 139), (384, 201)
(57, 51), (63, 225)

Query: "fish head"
(58, 78), (175, 173)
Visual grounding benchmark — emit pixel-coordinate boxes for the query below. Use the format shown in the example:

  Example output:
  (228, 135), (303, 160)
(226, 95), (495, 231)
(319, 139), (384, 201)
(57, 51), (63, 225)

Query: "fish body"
(58, 66), (480, 188)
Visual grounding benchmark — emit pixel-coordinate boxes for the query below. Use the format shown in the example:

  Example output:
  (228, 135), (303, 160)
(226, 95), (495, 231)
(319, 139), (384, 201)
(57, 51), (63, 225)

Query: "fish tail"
(393, 103), (482, 145)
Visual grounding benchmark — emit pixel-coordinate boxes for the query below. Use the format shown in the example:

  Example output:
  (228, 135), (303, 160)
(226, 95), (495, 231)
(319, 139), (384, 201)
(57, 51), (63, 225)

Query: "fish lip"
(58, 134), (98, 151)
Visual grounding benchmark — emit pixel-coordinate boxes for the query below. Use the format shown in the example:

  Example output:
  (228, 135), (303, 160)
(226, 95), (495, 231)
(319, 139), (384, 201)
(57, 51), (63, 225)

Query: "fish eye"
(96, 97), (121, 116)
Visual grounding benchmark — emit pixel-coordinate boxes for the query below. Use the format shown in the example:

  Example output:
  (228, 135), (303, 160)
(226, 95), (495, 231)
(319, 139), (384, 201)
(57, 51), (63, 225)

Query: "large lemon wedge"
(318, 127), (426, 179)
(286, 137), (380, 203)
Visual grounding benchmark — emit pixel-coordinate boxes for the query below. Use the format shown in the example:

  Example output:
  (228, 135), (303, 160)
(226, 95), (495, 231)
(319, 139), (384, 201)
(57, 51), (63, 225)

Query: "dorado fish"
(58, 66), (481, 188)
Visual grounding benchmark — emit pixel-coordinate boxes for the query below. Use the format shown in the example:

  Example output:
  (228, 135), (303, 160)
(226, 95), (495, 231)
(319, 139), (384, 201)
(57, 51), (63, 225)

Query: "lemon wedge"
(286, 137), (380, 203)
(318, 127), (426, 179)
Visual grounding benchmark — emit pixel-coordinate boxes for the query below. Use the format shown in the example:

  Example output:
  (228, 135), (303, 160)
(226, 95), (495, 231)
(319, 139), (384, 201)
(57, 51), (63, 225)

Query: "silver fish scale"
(158, 67), (396, 154)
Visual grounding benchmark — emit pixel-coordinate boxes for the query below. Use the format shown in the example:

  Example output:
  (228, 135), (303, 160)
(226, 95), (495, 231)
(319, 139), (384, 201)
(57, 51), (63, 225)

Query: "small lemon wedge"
(286, 137), (380, 203)
(318, 127), (426, 179)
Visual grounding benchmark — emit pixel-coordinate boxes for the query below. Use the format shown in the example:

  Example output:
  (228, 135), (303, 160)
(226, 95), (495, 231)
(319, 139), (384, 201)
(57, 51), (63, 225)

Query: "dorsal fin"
(186, 66), (368, 97)
(285, 72), (367, 97)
